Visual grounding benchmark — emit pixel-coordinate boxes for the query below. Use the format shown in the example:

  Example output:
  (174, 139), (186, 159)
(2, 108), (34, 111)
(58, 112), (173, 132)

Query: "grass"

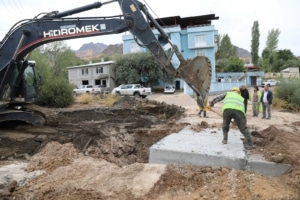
(75, 93), (120, 106)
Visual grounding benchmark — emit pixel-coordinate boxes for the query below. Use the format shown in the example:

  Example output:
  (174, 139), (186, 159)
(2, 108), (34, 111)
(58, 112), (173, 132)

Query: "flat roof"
(151, 14), (219, 29)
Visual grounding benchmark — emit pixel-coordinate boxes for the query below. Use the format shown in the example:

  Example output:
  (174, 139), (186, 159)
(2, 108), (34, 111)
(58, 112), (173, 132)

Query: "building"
(122, 14), (219, 94)
(280, 67), (299, 78)
(67, 60), (116, 89)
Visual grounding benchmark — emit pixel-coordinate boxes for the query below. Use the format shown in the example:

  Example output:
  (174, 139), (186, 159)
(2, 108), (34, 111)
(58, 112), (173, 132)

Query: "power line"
(10, 0), (26, 19)
(0, 0), (20, 21)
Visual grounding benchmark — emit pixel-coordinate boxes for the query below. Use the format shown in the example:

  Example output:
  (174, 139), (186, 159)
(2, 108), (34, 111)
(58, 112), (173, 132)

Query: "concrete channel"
(149, 127), (290, 176)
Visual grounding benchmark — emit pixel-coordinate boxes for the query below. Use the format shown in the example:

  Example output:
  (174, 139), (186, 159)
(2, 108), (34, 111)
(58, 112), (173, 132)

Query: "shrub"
(36, 77), (74, 108)
(76, 93), (95, 104)
(275, 78), (300, 111)
(98, 94), (120, 106)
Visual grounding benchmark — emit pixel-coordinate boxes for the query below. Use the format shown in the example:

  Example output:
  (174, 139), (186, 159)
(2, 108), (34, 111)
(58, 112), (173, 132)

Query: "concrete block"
(149, 128), (247, 170)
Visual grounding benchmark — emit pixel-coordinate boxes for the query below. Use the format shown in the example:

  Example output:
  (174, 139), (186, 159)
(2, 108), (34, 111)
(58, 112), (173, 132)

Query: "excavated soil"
(0, 94), (300, 200)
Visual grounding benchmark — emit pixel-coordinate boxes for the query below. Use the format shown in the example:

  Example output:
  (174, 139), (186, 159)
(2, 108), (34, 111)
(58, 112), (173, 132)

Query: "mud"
(0, 95), (300, 200)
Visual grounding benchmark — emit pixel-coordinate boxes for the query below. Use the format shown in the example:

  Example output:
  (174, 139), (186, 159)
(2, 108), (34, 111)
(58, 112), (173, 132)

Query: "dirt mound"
(252, 125), (300, 168)
(1, 93), (300, 199)
(26, 142), (79, 172)
(10, 142), (298, 200)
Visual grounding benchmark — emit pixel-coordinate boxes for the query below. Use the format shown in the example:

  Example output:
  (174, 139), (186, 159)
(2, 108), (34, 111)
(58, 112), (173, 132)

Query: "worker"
(197, 96), (209, 118)
(209, 87), (254, 149)
(240, 85), (250, 114)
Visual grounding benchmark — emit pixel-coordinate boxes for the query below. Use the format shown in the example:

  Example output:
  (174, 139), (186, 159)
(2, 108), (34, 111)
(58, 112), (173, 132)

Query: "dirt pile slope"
(0, 94), (300, 199)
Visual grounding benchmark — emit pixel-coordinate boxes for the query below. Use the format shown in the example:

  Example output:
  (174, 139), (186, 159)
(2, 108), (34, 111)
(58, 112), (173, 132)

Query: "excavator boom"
(0, 0), (211, 125)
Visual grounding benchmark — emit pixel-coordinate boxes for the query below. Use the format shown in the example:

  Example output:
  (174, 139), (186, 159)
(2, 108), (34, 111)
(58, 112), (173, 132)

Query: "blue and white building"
(122, 14), (219, 94)
(122, 14), (264, 94)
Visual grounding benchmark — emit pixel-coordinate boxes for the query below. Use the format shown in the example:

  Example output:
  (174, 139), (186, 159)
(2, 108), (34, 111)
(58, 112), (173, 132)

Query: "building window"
(96, 67), (103, 74)
(130, 42), (140, 53)
(82, 68), (88, 75)
(195, 34), (206, 47)
(195, 49), (206, 57)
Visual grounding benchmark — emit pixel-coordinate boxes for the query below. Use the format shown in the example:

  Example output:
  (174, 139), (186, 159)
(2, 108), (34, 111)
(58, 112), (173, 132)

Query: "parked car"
(262, 79), (280, 87)
(112, 84), (151, 98)
(94, 85), (107, 94)
(164, 85), (175, 94)
(73, 85), (95, 95)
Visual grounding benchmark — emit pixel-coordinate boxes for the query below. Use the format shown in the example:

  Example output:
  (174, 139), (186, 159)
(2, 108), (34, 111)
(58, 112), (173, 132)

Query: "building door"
(250, 76), (257, 86)
(175, 80), (180, 90)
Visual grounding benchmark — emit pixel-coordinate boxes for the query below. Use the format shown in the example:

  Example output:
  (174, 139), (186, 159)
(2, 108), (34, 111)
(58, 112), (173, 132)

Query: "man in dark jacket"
(240, 85), (249, 113)
(261, 85), (273, 119)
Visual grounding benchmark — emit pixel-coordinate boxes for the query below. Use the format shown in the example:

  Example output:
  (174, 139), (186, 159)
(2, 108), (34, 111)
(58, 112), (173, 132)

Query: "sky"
(0, 0), (300, 56)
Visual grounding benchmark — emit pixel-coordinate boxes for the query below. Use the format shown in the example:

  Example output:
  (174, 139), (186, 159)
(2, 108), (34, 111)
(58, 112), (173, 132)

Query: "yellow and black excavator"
(0, 0), (211, 125)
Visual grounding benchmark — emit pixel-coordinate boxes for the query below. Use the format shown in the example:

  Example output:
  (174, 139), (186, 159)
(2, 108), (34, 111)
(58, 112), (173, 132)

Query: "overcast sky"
(1, 0), (299, 56)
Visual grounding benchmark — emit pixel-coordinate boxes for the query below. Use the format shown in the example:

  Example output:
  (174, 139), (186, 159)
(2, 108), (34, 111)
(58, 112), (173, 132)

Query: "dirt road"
(0, 93), (300, 199)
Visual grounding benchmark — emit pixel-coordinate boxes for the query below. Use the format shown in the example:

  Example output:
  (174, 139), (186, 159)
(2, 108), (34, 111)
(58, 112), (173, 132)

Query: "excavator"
(0, 0), (211, 126)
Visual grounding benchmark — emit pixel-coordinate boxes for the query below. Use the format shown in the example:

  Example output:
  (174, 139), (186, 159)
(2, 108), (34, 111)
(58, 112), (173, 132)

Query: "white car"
(164, 85), (175, 94)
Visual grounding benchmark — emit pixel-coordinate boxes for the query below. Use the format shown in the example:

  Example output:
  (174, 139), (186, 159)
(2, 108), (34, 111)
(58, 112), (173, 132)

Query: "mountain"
(75, 42), (108, 60)
(75, 42), (122, 60)
(236, 46), (251, 58)
(74, 42), (251, 61)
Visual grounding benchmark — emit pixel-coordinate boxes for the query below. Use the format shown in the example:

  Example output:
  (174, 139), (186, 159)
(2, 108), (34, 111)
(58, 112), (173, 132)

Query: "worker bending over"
(209, 87), (254, 149)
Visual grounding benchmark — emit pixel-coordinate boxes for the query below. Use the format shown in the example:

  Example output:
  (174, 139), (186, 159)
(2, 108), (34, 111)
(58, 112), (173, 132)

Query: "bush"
(275, 78), (300, 111)
(76, 93), (96, 104)
(98, 94), (120, 106)
(36, 77), (74, 108)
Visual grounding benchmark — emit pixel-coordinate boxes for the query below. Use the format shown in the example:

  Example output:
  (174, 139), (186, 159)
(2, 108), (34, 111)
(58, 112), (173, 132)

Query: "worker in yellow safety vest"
(209, 87), (254, 149)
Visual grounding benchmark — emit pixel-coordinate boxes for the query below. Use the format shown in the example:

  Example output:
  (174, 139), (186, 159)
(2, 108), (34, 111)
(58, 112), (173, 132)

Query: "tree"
(260, 29), (281, 72)
(224, 57), (244, 72)
(251, 21), (260, 65)
(272, 49), (299, 72)
(215, 34), (237, 60)
(266, 29), (281, 52)
(112, 53), (173, 86)
(38, 41), (84, 78)
(29, 41), (83, 107)
(215, 59), (228, 72)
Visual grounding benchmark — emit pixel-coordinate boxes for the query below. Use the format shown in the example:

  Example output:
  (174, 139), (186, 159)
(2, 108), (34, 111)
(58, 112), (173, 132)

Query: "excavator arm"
(0, 0), (211, 125)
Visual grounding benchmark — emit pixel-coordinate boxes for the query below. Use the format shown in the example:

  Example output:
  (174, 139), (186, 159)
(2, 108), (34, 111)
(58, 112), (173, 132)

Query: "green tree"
(38, 41), (83, 78)
(272, 49), (297, 72)
(28, 42), (82, 107)
(215, 34), (237, 60)
(276, 49), (295, 61)
(266, 29), (281, 52)
(224, 57), (244, 72)
(251, 21), (260, 65)
(216, 59), (228, 72)
(112, 53), (173, 86)
(260, 28), (281, 72)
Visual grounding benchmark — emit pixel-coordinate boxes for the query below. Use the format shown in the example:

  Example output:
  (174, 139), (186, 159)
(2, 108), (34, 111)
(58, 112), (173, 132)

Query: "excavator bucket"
(176, 56), (212, 107)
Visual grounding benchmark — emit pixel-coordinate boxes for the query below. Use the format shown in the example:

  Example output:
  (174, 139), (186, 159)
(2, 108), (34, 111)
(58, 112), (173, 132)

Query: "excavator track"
(23, 104), (59, 126)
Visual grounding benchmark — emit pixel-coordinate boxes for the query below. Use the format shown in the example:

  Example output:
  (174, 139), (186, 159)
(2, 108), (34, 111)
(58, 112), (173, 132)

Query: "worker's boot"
(245, 138), (255, 150)
(222, 132), (228, 144)
(198, 110), (202, 117)
(203, 111), (208, 118)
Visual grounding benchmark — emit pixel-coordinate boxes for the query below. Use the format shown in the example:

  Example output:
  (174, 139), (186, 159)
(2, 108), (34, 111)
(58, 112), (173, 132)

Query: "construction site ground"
(0, 92), (300, 200)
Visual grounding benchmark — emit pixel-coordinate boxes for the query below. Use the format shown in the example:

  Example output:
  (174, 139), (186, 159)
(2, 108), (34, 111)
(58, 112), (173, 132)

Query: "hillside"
(75, 42), (123, 60)
(74, 42), (251, 61)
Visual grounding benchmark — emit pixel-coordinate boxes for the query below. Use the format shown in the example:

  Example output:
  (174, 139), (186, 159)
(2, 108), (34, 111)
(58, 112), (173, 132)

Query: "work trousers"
(262, 102), (271, 118)
(252, 101), (260, 116)
(222, 108), (252, 145)
(244, 100), (248, 113)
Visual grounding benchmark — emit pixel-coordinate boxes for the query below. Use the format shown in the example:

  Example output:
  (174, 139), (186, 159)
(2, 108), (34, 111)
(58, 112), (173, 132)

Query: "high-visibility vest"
(222, 92), (245, 114)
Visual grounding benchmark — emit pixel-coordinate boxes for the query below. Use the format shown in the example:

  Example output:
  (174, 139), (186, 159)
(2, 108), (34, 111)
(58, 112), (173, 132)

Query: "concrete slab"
(149, 127), (290, 176)
(247, 153), (291, 176)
